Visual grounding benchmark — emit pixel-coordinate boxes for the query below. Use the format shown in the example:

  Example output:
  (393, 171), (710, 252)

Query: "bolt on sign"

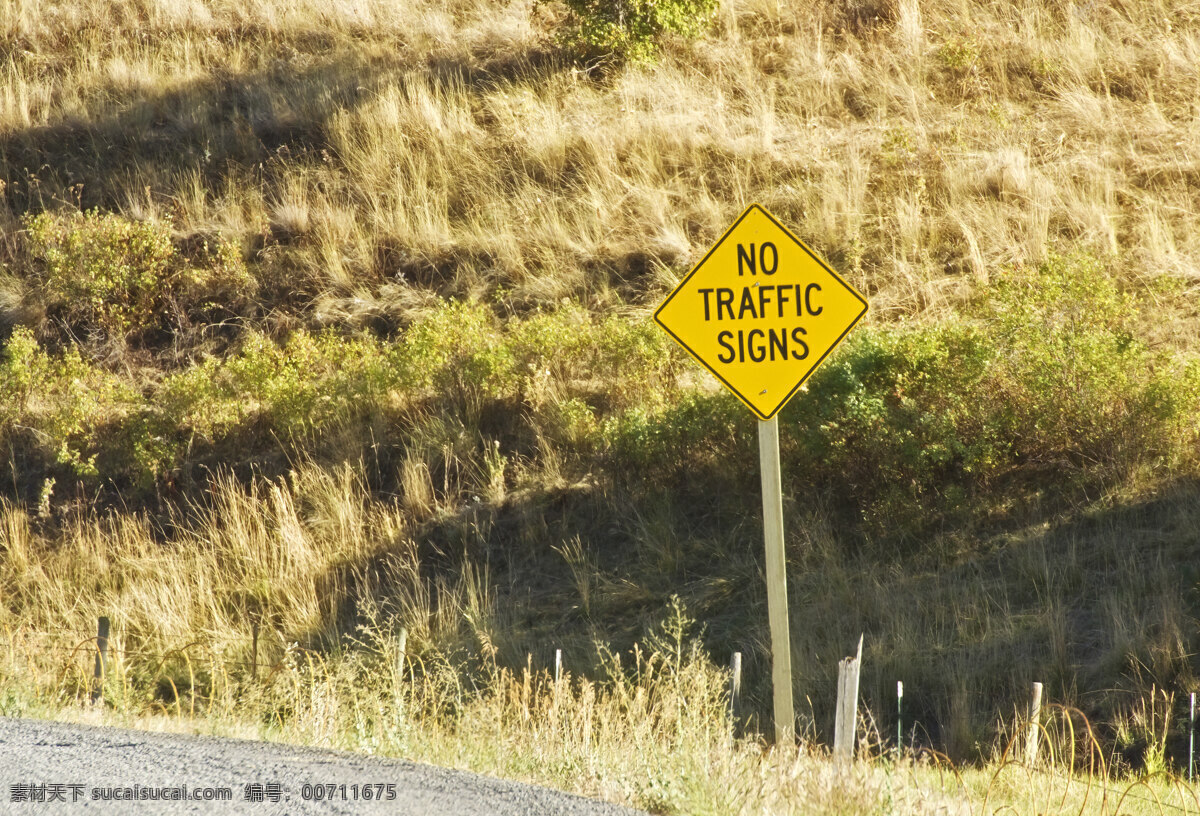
(654, 204), (868, 420)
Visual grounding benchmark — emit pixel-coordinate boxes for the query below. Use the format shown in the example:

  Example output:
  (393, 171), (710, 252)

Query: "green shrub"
(0, 295), (692, 494)
(600, 392), (750, 485)
(592, 315), (679, 409)
(543, 396), (600, 449)
(144, 302), (683, 485)
(16, 254), (1190, 542)
(150, 303), (520, 475)
(400, 302), (517, 401)
(0, 325), (41, 418)
(160, 329), (402, 445)
(545, 0), (720, 63)
(973, 251), (1192, 471)
(790, 323), (1003, 534)
(23, 210), (253, 340)
(0, 326), (141, 478)
(786, 251), (1200, 537)
(509, 305), (678, 411)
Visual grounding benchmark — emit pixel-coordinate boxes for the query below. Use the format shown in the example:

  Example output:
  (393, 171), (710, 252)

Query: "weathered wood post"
(91, 616), (110, 705)
(729, 651), (743, 727)
(1025, 682), (1043, 766)
(396, 626), (408, 682)
(833, 635), (863, 763)
(1190, 692), (1195, 782)
(759, 416), (794, 745)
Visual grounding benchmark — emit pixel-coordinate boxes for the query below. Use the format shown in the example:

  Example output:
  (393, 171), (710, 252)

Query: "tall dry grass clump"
(0, 517), (984, 816)
(1, 466), (402, 662)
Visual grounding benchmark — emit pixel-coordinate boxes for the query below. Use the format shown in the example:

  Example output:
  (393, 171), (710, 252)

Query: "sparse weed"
(937, 35), (981, 74)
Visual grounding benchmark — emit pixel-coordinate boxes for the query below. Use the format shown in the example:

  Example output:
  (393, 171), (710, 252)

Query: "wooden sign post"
(759, 415), (794, 742)
(654, 203), (868, 743)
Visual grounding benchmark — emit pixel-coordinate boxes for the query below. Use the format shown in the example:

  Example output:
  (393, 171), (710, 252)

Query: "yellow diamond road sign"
(654, 204), (868, 420)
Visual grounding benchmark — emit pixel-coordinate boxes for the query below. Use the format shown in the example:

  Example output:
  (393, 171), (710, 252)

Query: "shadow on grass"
(297, 468), (1200, 769)
(0, 39), (569, 214)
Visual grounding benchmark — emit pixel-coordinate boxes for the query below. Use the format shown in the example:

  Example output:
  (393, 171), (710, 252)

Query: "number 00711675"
(300, 783), (397, 801)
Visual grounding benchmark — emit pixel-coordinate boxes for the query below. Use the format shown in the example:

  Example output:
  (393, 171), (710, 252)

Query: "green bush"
(140, 303), (680, 486)
(401, 302), (516, 401)
(600, 392), (750, 484)
(546, 0), (720, 63)
(23, 210), (253, 340)
(0, 297), (690, 494)
(11, 254), (1192, 538)
(791, 323), (1004, 534)
(509, 304), (678, 411)
(0, 326), (140, 478)
(0, 326), (40, 417)
(153, 302), (678, 453)
(786, 251), (1200, 537)
(159, 329), (403, 445)
(973, 251), (1193, 471)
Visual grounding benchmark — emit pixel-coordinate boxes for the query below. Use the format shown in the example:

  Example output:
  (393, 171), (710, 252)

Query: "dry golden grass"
(3, 0), (1200, 812)
(1, 465), (1198, 814)
(2, 0), (1198, 334)
(0, 465), (479, 659)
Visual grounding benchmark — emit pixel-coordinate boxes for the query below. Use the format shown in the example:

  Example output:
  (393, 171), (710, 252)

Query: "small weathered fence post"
(1026, 681), (1043, 766)
(729, 652), (743, 727)
(833, 635), (864, 763)
(554, 648), (563, 685)
(251, 618), (259, 682)
(395, 626), (408, 682)
(1190, 692), (1195, 783)
(896, 680), (903, 756)
(91, 616), (110, 705)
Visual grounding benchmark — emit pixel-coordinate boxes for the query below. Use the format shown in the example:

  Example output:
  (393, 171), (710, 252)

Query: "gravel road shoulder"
(0, 717), (645, 815)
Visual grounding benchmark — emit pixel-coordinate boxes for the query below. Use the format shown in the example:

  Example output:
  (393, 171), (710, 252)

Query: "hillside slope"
(2, 0), (1200, 784)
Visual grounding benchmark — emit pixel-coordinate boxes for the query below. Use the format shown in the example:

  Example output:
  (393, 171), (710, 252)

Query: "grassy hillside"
(3, 0), (1200, 811)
